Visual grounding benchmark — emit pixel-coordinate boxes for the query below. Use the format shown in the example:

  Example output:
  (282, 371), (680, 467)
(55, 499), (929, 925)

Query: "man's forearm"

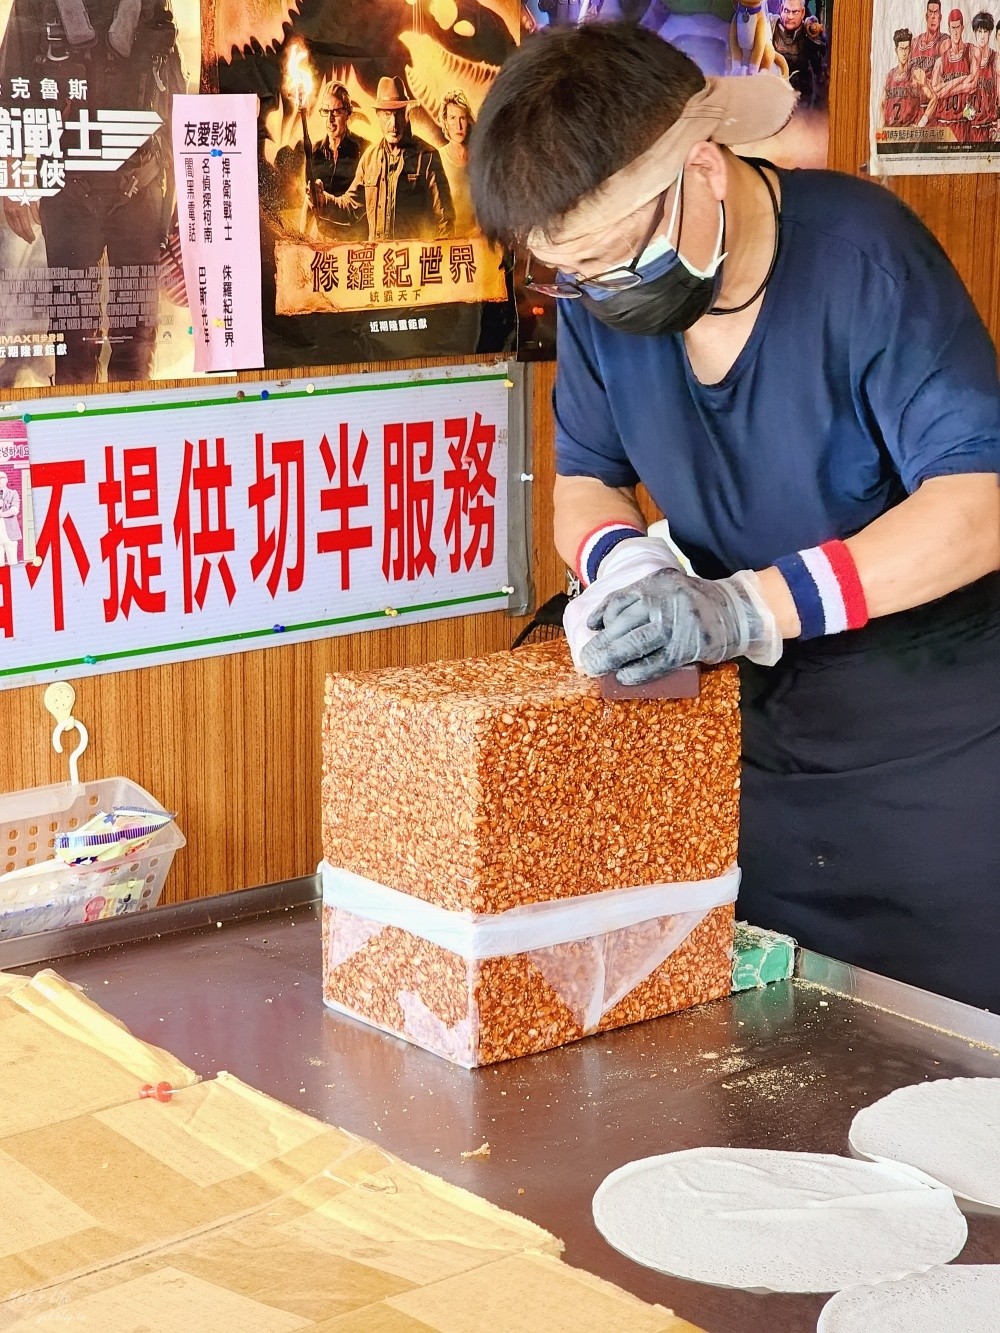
(757, 472), (1000, 640)
(553, 473), (647, 575)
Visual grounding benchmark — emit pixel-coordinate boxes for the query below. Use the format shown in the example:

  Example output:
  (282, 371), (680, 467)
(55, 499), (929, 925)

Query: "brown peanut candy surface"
(322, 640), (740, 913)
(322, 904), (734, 1068)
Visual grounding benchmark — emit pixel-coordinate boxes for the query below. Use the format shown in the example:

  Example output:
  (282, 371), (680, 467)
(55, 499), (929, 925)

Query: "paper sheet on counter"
(0, 970), (703, 1332)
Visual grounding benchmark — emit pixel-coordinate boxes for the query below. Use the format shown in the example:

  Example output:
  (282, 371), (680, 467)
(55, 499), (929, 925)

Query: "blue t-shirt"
(554, 167), (1000, 578)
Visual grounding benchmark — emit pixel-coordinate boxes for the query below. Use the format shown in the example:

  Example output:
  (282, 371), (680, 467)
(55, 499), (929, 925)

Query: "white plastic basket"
(0, 777), (185, 941)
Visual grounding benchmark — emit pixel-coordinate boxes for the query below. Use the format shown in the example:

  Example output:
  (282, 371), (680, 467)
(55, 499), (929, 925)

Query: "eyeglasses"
(525, 187), (670, 300)
(325, 106), (350, 117)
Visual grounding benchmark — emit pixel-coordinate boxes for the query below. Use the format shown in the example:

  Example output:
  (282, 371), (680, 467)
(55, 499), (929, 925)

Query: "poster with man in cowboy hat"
(211, 0), (518, 365)
(314, 75), (455, 241)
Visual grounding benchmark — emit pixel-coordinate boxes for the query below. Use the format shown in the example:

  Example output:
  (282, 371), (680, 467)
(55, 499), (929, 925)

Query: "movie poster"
(0, 0), (201, 390)
(870, 0), (1000, 174)
(209, 0), (520, 368)
(517, 1), (833, 356)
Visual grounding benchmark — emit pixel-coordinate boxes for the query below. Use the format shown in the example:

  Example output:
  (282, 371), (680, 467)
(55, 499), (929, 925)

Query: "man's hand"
(2, 198), (39, 244)
(580, 567), (782, 683)
(563, 535), (682, 673)
(305, 180), (327, 211)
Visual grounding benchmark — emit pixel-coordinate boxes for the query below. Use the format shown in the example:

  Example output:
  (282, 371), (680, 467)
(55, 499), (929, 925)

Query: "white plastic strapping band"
(320, 861), (740, 960)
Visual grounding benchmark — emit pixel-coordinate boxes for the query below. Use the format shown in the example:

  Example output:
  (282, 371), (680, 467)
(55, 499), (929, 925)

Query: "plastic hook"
(43, 682), (89, 787)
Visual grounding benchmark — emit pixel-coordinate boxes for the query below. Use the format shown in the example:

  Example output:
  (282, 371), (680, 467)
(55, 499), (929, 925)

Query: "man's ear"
(683, 141), (729, 203)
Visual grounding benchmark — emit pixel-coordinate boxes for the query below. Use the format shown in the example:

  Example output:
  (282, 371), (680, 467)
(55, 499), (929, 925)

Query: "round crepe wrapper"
(849, 1077), (1000, 1216)
(818, 1265), (1000, 1332)
(591, 1146), (968, 1294)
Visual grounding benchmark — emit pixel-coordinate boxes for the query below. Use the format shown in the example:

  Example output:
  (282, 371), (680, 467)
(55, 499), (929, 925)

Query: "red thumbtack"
(139, 1081), (177, 1103)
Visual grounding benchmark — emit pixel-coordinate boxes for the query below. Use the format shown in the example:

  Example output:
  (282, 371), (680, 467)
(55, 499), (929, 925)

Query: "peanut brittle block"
(321, 640), (740, 1066)
(322, 640), (739, 911)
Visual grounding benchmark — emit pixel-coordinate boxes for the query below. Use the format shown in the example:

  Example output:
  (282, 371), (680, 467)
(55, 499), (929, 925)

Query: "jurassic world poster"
(209, 0), (520, 368)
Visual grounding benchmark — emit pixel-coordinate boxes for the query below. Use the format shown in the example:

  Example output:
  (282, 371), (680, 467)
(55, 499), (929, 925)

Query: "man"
(311, 84), (365, 206)
(439, 88), (477, 234)
(319, 76), (454, 242)
(931, 9), (975, 142)
(883, 28), (935, 127)
(770, 0), (825, 105)
(966, 11), (998, 142)
(300, 82), (366, 242)
(0, 0), (184, 385)
(470, 24), (1000, 1010)
(910, 0), (950, 115)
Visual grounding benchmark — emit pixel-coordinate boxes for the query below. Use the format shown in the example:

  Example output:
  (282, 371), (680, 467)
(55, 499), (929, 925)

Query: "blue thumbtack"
(273, 624), (285, 633)
(210, 148), (223, 157)
(260, 389), (270, 400)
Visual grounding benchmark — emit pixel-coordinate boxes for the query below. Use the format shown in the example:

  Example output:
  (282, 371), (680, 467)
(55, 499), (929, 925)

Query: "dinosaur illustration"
(212, 0), (515, 76)
(212, 0), (303, 61)
(215, 0), (517, 176)
(401, 30), (499, 122)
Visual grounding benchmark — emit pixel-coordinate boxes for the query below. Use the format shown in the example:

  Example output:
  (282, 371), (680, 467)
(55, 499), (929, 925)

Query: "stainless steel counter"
(10, 888), (1000, 1333)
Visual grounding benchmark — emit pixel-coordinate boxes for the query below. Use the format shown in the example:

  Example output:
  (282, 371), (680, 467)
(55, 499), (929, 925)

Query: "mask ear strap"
(678, 202), (727, 281)
(713, 203), (728, 270)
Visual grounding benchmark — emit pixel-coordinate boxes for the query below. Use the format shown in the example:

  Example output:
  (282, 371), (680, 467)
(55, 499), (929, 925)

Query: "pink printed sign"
(0, 420), (32, 569)
(171, 94), (264, 373)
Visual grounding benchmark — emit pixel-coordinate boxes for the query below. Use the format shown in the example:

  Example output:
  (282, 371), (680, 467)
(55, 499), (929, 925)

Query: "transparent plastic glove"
(563, 536), (684, 673)
(580, 567), (783, 683)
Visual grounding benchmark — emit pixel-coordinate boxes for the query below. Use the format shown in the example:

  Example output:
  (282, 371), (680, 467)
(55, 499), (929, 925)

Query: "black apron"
(738, 572), (1000, 1011)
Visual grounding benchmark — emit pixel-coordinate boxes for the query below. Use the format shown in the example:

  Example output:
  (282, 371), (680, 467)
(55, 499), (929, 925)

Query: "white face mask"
(580, 169), (729, 336)
(628, 167), (727, 282)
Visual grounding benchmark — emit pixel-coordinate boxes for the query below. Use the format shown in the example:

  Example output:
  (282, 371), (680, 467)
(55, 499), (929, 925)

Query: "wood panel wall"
(2, 0), (995, 904)
(832, 0), (1000, 336)
(0, 360), (541, 904)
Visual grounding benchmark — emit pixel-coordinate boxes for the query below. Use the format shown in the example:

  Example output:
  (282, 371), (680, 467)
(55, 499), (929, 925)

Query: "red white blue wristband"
(576, 523), (644, 587)
(773, 540), (869, 640)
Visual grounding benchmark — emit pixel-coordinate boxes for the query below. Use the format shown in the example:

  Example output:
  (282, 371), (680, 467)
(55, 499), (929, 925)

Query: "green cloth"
(732, 922), (796, 991)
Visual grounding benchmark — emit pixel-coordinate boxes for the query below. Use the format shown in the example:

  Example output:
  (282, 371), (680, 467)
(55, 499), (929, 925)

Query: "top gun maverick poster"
(0, 0), (200, 388)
